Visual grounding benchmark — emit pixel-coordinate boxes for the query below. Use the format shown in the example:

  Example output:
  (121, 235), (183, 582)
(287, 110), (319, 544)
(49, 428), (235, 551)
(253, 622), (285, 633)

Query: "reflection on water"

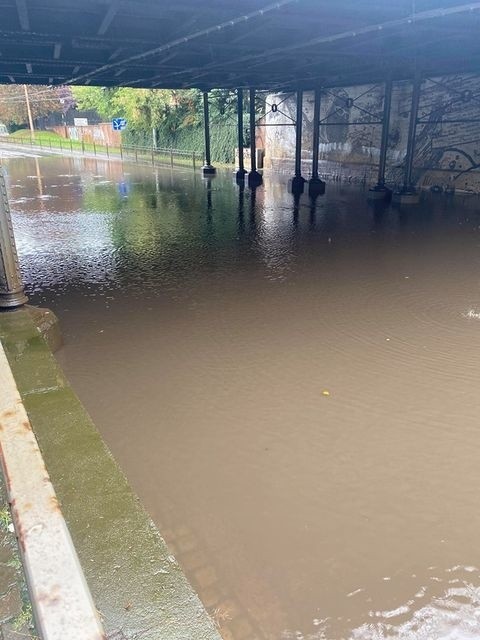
(6, 154), (480, 639)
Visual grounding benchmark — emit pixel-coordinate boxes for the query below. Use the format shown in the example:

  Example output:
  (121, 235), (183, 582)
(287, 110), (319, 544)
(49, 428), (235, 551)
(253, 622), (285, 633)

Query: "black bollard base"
(308, 177), (326, 197)
(202, 164), (216, 175)
(392, 187), (420, 205)
(289, 175), (306, 195)
(248, 171), (263, 187)
(367, 184), (392, 201)
(0, 291), (28, 309)
(236, 169), (247, 183)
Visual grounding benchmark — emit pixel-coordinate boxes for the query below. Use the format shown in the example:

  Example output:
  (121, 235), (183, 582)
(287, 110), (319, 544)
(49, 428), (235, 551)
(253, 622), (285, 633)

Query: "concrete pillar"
(309, 87), (326, 197)
(248, 88), (262, 187)
(393, 71), (422, 204)
(368, 78), (393, 201)
(202, 91), (216, 175)
(0, 170), (27, 308)
(236, 89), (247, 182)
(290, 90), (306, 194)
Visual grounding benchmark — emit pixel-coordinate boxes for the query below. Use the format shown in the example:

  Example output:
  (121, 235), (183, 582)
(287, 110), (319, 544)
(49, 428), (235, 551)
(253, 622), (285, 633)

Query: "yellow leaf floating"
(322, 390), (330, 396)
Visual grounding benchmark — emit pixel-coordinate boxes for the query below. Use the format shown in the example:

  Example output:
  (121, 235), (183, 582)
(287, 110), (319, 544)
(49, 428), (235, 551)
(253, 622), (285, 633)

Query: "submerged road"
(5, 153), (480, 640)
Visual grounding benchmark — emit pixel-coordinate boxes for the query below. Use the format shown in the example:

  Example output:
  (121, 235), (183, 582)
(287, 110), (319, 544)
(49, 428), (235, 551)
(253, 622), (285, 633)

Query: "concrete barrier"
(0, 341), (105, 639)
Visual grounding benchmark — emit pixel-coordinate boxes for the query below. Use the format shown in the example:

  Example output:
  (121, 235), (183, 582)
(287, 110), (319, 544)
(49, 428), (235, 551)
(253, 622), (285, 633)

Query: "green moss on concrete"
(0, 308), (221, 640)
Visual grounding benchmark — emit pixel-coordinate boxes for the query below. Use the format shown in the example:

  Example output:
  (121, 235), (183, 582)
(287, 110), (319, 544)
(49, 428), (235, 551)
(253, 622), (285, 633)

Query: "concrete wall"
(264, 75), (480, 193)
(49, 123), (121, 146)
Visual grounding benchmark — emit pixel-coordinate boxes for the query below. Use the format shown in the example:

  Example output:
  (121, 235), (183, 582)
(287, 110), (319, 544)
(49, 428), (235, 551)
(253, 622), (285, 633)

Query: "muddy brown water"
(5, 153), (480, 639)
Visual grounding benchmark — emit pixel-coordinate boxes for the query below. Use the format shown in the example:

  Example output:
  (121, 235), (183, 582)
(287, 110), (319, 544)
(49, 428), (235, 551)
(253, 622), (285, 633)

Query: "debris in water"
(463, 309), (480, 319)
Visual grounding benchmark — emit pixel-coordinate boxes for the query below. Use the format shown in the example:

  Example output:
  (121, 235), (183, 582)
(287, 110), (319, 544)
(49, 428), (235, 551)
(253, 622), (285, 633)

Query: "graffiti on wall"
(264, 73), (480, 192)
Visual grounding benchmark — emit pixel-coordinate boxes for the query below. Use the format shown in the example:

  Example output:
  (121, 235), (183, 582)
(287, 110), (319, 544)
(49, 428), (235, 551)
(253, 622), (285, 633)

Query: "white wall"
(264, 75), (480, 192)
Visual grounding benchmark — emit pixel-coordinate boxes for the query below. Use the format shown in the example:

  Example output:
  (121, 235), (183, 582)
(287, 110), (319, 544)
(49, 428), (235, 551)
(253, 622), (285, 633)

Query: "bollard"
(0, 170), (27, 308)
(70, 139), (73, 153)
(193, 152), (196, 170)
(81, 139), (85, 154)
(106, 143), (109, 159)
(120, 145), (123, 160)
(93, 141), (96, 156)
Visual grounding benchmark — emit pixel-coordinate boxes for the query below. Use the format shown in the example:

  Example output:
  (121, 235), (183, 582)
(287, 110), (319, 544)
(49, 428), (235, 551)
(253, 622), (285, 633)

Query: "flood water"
(5, 152), (480, 639)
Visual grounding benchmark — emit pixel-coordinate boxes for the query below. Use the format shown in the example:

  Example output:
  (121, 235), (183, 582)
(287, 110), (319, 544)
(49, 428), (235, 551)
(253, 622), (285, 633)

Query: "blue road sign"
(112, 118), (127, 131)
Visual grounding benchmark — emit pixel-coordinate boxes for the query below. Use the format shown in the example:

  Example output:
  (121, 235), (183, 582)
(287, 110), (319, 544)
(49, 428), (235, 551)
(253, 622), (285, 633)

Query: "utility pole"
(23, 85), (35, 140)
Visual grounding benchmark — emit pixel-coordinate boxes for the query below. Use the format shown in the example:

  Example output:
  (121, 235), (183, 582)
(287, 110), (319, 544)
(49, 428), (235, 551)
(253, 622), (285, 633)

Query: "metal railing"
(0, 134), (203, 169)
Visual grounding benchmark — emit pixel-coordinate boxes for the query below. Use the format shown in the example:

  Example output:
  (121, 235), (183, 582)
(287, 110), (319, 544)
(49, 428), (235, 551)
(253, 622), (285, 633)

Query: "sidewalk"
(0, 475), (36, 640)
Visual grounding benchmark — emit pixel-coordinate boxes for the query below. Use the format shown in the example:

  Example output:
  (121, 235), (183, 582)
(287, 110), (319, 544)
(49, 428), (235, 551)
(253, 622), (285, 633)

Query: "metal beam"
(404, 70), (422, 189)
(201, 91), (215, 174)
(249, 88), (256, 174)
(294, 90), (303, 178)
(290, 89), (305, 194)
(98, 0), (119, 36)
(15, 0), (29, 31)
(248, 88), (262, 186)
(377, 77), (393, 186)
(236, 88), (246, 180)
(309, 87), (326, 196)
(311, 88), (321, 180)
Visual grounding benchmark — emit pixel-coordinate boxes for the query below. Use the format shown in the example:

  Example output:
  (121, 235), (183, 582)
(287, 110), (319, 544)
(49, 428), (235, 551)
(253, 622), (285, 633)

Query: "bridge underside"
(1, 0), (480, 90)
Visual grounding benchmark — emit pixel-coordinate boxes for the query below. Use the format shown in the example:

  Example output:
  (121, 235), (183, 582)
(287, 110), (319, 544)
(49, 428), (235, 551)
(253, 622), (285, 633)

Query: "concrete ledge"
(0, 341), (105, 639)
(26, 306), (63, 353)
(0, 308), (221, 640)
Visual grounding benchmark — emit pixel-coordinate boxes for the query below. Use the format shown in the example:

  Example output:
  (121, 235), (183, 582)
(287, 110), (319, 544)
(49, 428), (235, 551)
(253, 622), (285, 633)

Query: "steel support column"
(0, 170), (27, 308)
(236, 89), (247, 182)
(309, 87), (326, 197)
(378, 78), (393, 186)
(393, 72), (422, 204)
(202, 91), (216, 175)
(290, 90), (305, 194)
(248, 88), (262, 187)
(368, 78), (393, 201)
(404, 72), (421, 188)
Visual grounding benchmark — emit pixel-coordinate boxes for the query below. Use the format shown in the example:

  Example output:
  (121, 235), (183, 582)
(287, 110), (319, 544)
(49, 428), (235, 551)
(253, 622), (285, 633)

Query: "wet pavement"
(5, 152), (480, 639)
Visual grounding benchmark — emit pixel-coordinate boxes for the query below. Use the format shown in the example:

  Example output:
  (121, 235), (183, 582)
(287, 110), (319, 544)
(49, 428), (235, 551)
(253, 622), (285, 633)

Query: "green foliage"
(11, 129), (63, 141)
(13, 602), (35, 634)
(0, 506), (11, 530)
(72, 86), (259, 164)
(7, 555), (22, 570)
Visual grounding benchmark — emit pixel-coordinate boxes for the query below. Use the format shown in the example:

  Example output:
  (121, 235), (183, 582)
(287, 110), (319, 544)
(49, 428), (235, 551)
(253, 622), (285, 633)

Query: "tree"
(0, 85), (69, 128)
(71, 86), (201, 131)
(71, 85), (258, 162)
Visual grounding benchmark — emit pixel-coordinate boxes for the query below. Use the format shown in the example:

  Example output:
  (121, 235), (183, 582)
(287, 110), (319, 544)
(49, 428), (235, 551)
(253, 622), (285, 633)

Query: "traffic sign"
(112, 118), (127, 131)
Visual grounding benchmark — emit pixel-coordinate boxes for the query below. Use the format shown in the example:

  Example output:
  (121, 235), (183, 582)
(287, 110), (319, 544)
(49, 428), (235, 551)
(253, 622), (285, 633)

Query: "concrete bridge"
(1, 1), (480, 638)
(1, 0), (480, 193)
